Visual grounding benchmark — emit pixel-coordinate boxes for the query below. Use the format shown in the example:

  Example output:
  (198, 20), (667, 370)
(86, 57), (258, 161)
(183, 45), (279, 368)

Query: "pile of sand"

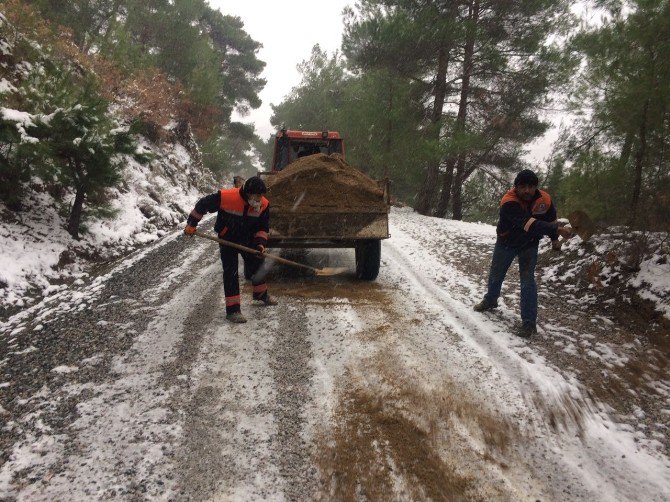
(266, 154), (388, 212)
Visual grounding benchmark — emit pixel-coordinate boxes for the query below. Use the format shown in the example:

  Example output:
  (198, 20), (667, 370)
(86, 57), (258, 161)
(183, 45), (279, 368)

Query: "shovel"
(193, 230), (348, 276)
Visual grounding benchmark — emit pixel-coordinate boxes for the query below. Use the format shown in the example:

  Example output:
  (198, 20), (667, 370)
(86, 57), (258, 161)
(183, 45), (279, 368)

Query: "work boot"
(226, 312), (247, 323)
(260, 294), (278, 306)
(516, 322), (537, 339)
(473, 298), (498, 312)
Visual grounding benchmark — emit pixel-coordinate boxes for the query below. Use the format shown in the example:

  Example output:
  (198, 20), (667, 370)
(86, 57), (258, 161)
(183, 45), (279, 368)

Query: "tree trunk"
(67, 187), (86, 240)
(434, 158), (456, 217)
(617, 131), (634, 171)
(452, 141), (499, 219)
(384, 79), (393, 179)
(629, 99), (649, 227)
(435, 0), (479, 218)
(414, 46), (449, 215)
(451, 154), (467, 220)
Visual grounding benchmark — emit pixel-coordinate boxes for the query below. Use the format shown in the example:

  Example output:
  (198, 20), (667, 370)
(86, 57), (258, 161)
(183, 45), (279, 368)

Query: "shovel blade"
(567, 210), (595, 242)
(315, 267), (349, 276)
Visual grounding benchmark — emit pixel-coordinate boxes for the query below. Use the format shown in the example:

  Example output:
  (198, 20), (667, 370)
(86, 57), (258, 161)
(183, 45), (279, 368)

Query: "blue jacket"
(496, 188), (558, 250)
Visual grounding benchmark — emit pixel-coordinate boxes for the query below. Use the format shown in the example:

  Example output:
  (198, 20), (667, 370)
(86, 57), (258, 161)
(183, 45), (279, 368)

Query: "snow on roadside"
(539, 227), (670, 319)
(630, 251), (670, 318)
(0, 139), (213, 311)
(0, 214), (216, 346)
(383, 207), (670, 499)
(389, 207), (669, 321)
(0, 9), (214, 312)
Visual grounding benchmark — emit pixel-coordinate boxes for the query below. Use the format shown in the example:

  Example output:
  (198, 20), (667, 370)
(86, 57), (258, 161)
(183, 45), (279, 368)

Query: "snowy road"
(1, 209), (669, 500)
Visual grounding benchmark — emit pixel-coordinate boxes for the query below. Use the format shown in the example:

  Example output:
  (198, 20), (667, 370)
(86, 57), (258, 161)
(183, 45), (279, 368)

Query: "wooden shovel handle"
(193, 230), (319, 274)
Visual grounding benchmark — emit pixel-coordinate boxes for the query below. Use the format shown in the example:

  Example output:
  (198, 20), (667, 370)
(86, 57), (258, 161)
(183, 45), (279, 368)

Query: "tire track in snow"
(383, 233), (579, 413)
(382, 222), (670, 501)
(269, 304), (318, 499)
(173, 280), (286, 499)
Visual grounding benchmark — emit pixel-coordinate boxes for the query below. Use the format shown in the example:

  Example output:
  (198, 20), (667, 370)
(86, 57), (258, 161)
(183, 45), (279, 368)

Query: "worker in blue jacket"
(473, 169), (572, 338)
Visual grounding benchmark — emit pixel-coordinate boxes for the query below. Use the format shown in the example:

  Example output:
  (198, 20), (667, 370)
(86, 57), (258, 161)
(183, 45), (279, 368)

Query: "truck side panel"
(269, 211), (389, 244)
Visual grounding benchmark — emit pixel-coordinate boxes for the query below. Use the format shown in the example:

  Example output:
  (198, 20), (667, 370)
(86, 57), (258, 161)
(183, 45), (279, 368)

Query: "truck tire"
(355, 240), (381, 280)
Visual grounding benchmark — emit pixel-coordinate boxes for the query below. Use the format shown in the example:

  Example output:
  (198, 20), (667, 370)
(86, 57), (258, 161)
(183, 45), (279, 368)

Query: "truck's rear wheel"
(355, 240), (381, 280)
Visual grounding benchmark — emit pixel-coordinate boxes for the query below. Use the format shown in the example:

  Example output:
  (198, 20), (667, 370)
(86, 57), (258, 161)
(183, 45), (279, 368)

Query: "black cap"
(514, 169), (539, 187)
(243, 176), (267, 195)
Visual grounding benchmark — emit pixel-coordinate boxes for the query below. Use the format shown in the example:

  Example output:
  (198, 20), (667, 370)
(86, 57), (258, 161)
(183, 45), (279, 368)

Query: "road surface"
(1, 209), (669, 500)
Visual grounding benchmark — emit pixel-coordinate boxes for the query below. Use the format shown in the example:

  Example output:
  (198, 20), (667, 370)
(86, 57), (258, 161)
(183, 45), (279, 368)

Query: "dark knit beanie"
(513, 169), (539, 187)
(243, 176), (267, 195)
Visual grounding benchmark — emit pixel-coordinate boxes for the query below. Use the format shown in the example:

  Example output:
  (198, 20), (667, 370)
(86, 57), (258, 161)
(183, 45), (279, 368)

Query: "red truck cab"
(272, 129), (345, 171)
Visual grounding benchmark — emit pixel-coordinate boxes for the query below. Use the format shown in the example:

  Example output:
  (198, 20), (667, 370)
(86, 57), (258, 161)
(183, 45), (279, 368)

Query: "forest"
(271, 0), (670, 230)
(1, 0), (669, 235)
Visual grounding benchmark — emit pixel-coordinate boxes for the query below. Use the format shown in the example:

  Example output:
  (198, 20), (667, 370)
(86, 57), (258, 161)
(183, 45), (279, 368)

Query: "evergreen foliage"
(1, 0), (266, 235)
(201, 122), (260, 184)
(18, 0), (266, 133)
(343, 0), (575, 219)
(270, 1), (667, 231)
(554, 0), (670, 230)
(45, 80), (136, 239)
(270, 45), (432, 204)
(3, 0), (669, 232)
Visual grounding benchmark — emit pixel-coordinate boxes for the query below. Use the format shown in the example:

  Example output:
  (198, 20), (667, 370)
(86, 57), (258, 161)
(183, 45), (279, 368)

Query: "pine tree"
(44, 77), (135, 238)
(269, 45), (430, 203)
(343, 0), (574, 219)
(20, 0), (267, 157)
(568, 0), (670, 228)
(343, 0), (458, 214)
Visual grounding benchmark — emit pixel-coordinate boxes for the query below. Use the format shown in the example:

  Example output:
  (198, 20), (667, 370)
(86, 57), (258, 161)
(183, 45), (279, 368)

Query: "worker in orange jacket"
(184, 177), (277, 323)
(473, 169), (572, 338)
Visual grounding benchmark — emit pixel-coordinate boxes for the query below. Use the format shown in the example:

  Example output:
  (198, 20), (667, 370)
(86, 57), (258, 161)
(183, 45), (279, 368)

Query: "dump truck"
(260, 129), (390, 280)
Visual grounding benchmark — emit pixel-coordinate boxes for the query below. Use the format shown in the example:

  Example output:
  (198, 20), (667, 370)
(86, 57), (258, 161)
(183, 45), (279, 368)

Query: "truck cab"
(273, 129), (345, 171)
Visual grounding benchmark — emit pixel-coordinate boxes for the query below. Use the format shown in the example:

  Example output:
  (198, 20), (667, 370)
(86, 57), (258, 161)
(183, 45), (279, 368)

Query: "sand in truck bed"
(265, 153), (388, 212)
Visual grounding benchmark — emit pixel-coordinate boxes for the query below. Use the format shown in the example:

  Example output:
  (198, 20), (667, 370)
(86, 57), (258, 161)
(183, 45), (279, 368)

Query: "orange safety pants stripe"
(252, 284), (268, 294)
(225, 295), (241, 306)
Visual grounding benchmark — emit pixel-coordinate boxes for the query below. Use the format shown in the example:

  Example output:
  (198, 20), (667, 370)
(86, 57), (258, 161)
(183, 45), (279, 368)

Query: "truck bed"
(268, 209), (389, 248)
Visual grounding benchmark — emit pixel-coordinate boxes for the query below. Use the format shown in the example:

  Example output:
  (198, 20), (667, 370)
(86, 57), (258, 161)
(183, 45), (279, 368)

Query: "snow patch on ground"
(0, 240), (210, 499)
(630, 252), (670, 318)
(50, 365), (78, 374)
(0, 139), (213, 310)
(383, 208), (670, 499)
(539, 228), (669, 319)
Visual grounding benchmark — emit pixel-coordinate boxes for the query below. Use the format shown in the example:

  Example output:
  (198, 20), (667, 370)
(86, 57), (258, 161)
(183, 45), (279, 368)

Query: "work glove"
(184, 224), (197, 236)
(256, 244), (266, 255)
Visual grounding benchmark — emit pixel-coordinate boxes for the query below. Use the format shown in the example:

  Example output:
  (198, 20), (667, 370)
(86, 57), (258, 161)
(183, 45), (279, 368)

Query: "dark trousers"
(483, 241), (538, 325)
(219, 244), (268, 315)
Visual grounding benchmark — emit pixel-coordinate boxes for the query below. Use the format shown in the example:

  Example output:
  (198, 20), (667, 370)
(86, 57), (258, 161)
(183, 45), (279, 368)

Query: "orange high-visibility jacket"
(496, 188), (558, 249)
(187, 188), (269, 248)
